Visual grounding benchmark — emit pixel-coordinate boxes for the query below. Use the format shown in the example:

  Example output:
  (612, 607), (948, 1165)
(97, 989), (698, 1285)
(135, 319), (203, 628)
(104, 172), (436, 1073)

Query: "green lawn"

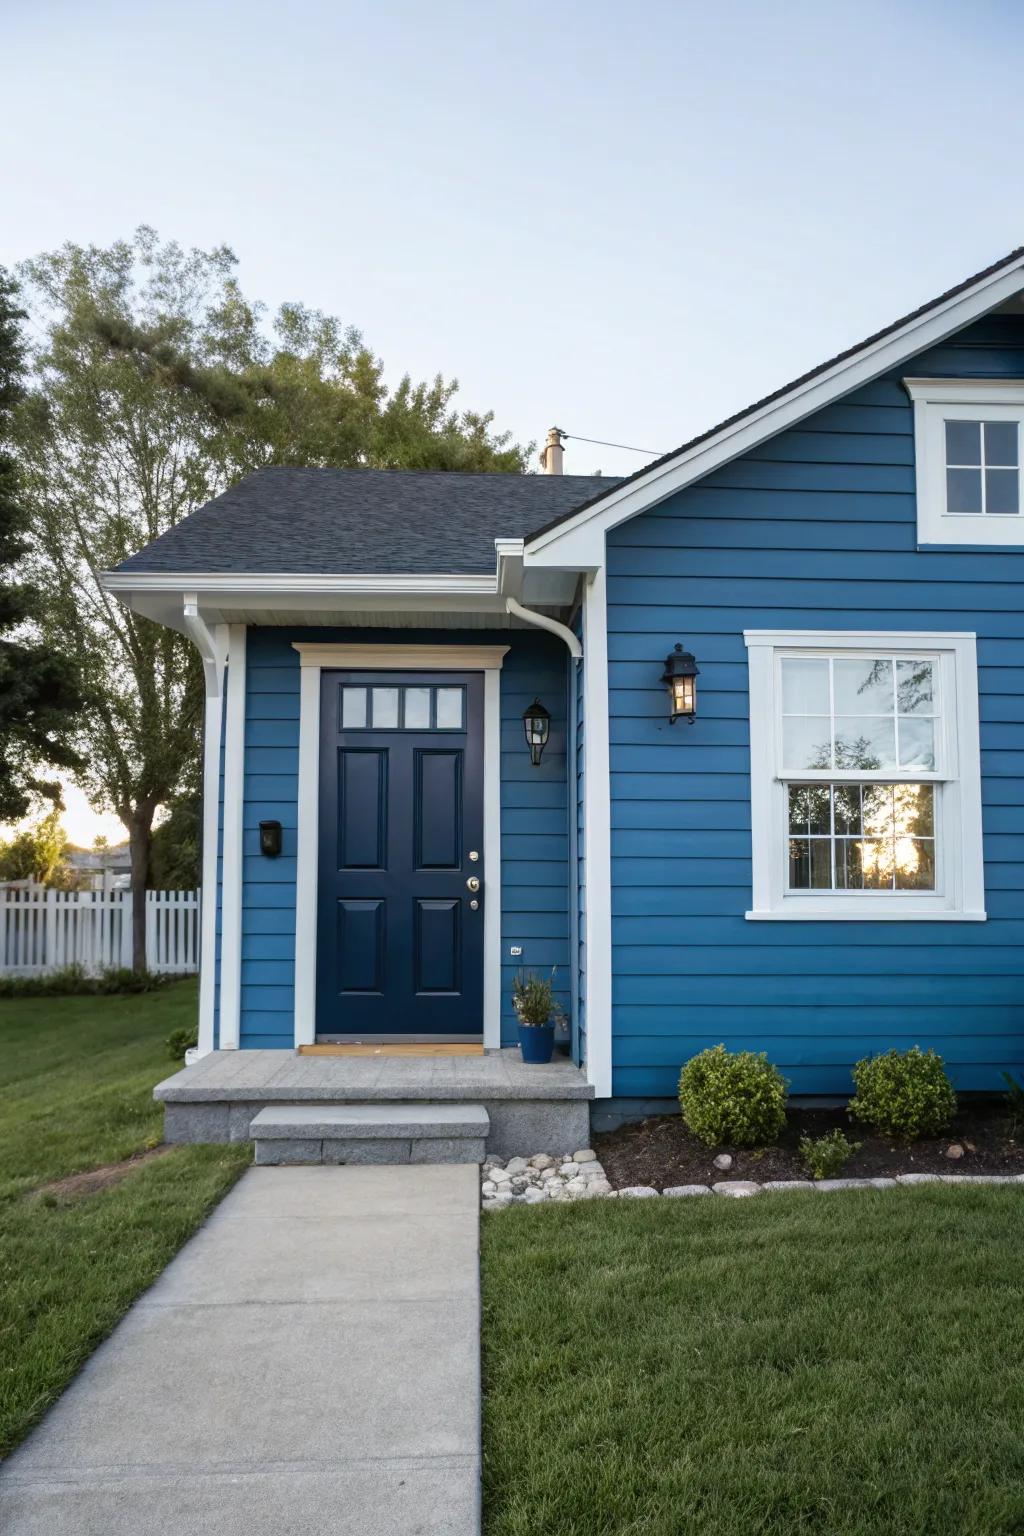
(0, 980), (249, 1457)
(482, 1191), (1024, 1536)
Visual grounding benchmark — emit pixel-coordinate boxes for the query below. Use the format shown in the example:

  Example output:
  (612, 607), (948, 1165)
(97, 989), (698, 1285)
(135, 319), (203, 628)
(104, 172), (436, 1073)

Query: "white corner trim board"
(743, 629), (986, 922)
(292, 642), (508, 1049)
(188, 614), (228, 1057)
(904, 377), (1024, 547)
(217, 626), (248, 1049)
(582, 566), (613, 1097)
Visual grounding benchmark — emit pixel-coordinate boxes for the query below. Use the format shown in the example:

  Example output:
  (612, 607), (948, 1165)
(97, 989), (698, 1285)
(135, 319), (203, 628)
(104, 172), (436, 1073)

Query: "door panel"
(414, 899), (461, 992)
(415, 751), (462, 869)
(338, 751), (387, 869)
(336, 899), (385, 993)
(316, 671), (485, 1037)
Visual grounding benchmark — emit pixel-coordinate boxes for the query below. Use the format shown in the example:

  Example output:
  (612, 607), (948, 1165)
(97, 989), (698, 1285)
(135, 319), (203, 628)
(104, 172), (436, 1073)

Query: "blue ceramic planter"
(518, 1022), (555, 1064)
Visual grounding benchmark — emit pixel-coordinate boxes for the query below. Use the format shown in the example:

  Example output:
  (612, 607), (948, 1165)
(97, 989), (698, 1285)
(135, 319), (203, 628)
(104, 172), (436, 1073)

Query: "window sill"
(745, 906), (987, 923)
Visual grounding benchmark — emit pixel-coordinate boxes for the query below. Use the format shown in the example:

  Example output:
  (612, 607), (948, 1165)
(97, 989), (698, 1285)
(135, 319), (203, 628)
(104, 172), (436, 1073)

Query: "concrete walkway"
(0, 1165), (481, 1535)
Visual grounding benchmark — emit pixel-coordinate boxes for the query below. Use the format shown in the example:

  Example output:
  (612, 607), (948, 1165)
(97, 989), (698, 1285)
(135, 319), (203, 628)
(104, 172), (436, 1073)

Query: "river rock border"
(481, 1155), (1024, 1210)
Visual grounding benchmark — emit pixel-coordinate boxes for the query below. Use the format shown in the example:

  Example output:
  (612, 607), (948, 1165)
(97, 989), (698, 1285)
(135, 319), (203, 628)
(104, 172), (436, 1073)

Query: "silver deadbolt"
(469, 899), (479, 910)
(468, 850), (479, 862)
(466, 875), (481, 893)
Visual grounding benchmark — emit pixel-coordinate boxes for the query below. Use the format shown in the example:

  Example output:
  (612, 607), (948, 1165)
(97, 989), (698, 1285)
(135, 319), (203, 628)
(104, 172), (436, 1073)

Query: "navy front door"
(316, 671), (485, 1037)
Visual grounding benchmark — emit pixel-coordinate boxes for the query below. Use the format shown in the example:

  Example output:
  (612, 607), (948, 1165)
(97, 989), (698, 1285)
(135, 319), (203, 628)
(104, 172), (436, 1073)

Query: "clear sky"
(7, 0), (1024, 480)
(5, 0), (1024, 842)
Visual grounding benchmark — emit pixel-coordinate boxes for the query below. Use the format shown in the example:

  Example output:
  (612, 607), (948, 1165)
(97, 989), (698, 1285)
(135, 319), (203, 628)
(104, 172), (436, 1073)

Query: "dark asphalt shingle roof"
(116, 468), (616, 577)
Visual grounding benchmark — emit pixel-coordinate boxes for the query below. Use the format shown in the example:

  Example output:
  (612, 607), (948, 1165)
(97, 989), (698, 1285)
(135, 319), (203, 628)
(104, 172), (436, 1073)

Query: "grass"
(482, 1191), (1024, 1536)
(0, 980), (249, 1457)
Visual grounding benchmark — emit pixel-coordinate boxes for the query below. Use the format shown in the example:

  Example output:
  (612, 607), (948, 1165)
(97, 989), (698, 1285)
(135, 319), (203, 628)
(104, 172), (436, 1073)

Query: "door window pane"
(435, 687), (463, 729)
(341, 687), (367, 728)
(403, 687), (431, 729)
(371, 687), (399, 728)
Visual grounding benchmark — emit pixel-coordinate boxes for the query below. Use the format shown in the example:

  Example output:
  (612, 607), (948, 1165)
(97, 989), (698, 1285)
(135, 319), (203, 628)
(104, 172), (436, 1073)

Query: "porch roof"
(115, 467), (614, 579)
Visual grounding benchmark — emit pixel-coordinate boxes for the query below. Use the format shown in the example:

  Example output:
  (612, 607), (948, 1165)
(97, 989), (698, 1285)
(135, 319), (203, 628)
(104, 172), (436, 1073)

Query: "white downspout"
(505, 594), (584, 1061)
(504, 595), (582, 659)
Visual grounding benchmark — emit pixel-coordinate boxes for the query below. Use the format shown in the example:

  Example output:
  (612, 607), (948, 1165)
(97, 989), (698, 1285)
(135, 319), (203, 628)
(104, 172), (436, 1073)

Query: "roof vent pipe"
(539, 426), (565, 475)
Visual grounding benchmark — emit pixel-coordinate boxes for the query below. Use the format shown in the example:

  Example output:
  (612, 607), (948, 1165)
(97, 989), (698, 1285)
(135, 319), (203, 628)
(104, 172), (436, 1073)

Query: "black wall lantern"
(259, 820), (283, 858)
(662, 643), (699, 723)
(522, 698), (551, 766)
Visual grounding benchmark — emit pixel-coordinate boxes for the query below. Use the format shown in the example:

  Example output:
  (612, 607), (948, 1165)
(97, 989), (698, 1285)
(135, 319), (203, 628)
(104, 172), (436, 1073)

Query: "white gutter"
(105, 570), (497, 597)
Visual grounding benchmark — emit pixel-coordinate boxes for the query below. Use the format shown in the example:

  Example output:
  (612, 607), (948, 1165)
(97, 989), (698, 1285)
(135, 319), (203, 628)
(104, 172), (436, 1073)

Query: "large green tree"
(15, 228), (528, 968)
(0, 268), (82, 820)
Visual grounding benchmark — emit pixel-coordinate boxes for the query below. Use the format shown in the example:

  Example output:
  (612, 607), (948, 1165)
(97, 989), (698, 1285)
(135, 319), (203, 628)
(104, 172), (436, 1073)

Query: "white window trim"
(292, 643), (508, 1048)
(744, 630), (985, 922)
(904, 378), (1024, 546)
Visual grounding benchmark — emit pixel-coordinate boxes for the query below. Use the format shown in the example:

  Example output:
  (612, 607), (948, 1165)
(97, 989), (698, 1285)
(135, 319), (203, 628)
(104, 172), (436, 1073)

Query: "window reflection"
(788, 783), (935, 892)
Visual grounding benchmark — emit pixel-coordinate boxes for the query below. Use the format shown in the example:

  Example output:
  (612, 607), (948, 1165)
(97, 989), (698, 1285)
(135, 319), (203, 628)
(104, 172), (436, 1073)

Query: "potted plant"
(512, 968), (565, 1064)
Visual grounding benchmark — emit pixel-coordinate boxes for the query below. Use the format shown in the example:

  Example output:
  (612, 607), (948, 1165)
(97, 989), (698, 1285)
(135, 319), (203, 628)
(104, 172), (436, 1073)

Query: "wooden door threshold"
(298, 1042), (485, 1058)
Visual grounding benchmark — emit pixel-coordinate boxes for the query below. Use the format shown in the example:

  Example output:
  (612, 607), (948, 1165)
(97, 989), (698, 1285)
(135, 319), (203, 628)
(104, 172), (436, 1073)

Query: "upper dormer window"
(945, 419), (1019, 515)
(905, 378), (1024, 545)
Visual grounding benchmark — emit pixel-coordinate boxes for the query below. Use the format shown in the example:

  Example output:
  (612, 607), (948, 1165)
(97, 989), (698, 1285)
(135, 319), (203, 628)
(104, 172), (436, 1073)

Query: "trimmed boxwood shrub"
(678, 1044), (788, 1147)
(849, 1047), (956, 1140)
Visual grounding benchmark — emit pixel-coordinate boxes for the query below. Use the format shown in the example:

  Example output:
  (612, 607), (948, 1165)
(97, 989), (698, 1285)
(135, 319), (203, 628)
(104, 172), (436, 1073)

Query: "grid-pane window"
(787, 783), (936, 892)
(746, 631), (984, 921)
(780, 655), (937, 774)
(779, 652), (942, 898)
(945, 419), (1019, 516)
(340, 684), (465, 731)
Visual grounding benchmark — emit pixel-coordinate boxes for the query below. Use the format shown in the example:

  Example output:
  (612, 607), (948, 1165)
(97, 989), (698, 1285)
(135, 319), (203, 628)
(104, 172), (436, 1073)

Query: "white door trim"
(292, 643), (509, 1049)
(293, 643), (511, 669)
(218, 625), (247, 1050)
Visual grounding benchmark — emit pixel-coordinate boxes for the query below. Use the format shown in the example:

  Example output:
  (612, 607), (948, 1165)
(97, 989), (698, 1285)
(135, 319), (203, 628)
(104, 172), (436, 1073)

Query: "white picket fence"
(0, 888), (200, 976)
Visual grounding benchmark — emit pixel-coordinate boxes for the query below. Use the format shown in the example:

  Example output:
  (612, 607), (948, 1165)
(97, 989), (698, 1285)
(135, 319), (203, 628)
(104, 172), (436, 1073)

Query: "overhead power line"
(561, 432), (665, 457)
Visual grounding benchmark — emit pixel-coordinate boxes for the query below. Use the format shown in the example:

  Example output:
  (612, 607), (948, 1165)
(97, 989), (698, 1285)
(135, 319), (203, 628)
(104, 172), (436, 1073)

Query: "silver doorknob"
(466, 876), (481, 893)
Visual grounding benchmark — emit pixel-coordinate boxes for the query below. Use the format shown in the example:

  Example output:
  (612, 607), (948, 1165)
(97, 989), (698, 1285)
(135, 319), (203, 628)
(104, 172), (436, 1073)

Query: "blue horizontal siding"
(605, 314), (1024, 1098)
(229, 626), (569, 1048)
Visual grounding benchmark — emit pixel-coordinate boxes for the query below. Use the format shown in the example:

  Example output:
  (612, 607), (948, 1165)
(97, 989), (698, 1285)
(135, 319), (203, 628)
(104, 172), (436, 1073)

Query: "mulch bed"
(594, 1102), (1024, 1190)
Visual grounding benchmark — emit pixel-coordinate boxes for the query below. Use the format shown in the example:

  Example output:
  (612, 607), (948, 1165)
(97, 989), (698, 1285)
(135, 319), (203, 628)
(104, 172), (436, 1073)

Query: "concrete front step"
(251, 1103), (490, 1166)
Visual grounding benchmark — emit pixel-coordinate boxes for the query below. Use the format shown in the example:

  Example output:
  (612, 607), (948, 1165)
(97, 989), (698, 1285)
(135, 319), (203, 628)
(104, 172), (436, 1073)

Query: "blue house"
(109, 247), (1024, 1150)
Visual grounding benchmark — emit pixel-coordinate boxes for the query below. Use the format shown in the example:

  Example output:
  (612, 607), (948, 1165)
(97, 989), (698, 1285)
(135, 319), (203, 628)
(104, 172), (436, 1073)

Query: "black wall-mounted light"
(522, 698), (551, 767)
(662, 643), (699, 724)
(259, 820), (283, 857)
